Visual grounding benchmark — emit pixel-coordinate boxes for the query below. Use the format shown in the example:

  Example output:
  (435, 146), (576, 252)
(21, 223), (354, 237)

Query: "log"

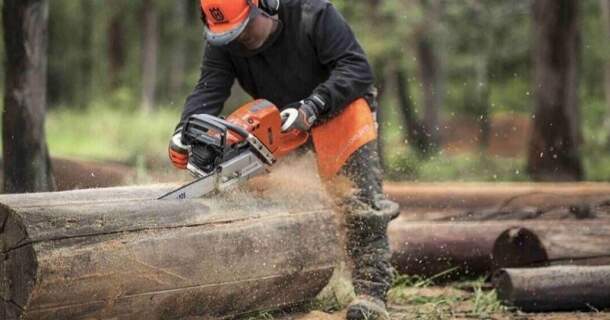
(388, 221), (507, 278)
(0, 185), (339, 320)
(492, 223), (610, 269)
(385, 182), (610, 210)
(389, 220), (610, 278)
(493, 266), (610, 311)
(385, 182), (610, 221)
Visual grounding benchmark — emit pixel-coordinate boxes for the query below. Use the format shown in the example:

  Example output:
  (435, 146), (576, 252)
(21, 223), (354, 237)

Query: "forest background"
(1, 0), (609, 187)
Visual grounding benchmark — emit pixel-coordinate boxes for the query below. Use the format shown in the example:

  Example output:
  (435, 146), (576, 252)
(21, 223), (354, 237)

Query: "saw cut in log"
(493, 266), (610, 311)
(0, 185), (339, 320)
(492, 222), (610, 269)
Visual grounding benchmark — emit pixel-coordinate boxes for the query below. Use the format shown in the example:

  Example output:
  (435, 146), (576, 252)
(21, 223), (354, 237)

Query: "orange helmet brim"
(205, 4), (260, 46)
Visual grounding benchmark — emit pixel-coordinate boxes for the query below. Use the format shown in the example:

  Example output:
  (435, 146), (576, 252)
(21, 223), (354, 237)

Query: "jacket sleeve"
(177, 43), (235, 129)
(310, 3), (374, 117)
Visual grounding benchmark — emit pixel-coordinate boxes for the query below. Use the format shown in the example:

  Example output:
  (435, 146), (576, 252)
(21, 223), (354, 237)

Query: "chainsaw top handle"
(182, 114), (250, 151)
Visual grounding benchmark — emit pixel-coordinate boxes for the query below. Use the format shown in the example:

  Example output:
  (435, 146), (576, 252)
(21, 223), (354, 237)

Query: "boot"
(346, 295), (390, 320)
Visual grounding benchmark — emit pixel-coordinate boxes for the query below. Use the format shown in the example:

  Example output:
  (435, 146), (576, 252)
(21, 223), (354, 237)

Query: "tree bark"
(140, 0), (159, 113)
(2, 0), (55, 194)
(0, 185), (339, 319)
(493, 266), (610, 312)
(527, 0), (583, 181)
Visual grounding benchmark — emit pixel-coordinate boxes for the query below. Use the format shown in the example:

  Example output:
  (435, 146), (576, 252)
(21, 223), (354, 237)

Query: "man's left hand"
(281, 99), (319, 132)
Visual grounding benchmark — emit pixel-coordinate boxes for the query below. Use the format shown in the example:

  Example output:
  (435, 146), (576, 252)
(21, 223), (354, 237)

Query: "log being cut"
(0, 185), (339, 320)
(493, 266), (610, 312)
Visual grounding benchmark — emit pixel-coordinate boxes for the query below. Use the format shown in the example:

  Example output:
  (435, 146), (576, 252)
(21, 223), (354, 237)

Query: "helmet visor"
(205, 4), (261, 47)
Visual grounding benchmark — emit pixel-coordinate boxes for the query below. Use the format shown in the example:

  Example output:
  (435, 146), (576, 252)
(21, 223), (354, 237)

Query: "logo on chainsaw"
(208, 7), (226, 23)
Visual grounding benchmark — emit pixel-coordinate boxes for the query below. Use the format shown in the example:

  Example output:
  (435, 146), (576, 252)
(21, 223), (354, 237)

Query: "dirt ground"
(441, 114), (530, 158)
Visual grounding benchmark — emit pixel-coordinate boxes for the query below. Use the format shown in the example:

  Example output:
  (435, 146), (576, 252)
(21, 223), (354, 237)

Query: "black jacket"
(179, 0), (374, 127)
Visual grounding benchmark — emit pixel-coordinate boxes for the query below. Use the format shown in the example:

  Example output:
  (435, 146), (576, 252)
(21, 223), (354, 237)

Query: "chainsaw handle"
(197, 114), (250, 139)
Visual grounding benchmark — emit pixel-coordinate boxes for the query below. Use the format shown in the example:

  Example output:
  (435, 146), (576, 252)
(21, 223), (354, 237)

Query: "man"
(168, 1), (399, 319)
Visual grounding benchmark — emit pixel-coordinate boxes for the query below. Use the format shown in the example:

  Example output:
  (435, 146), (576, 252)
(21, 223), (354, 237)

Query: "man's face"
(234, 14), (274, 50)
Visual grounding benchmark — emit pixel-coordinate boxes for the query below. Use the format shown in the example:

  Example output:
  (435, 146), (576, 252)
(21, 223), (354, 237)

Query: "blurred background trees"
(2, 0), (610, 187)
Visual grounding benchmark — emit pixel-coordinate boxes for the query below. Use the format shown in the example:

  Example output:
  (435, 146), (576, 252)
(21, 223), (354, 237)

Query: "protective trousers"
(335, 140), (399, 301)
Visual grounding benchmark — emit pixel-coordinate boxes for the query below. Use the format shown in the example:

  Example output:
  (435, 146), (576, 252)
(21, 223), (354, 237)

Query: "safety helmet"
(200, 0), (262, 46)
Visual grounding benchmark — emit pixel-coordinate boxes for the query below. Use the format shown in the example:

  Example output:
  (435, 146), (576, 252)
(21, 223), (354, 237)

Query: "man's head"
(200, 0), (279, 50)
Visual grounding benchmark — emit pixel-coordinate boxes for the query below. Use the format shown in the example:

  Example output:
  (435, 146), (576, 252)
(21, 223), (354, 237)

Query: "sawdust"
(191, 152), (342, 218)
(246, 152), (332, 207)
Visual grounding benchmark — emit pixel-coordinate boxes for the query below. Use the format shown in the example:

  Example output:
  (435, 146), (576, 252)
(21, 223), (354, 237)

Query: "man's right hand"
(168, 130), (189, 169)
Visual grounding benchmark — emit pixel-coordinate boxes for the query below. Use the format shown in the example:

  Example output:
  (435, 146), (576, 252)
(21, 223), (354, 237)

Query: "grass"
(384, 150), (529, 182)
(45, 103), (178, 165)
(389, 271), (509, 320)
(0, 101), (608, 182)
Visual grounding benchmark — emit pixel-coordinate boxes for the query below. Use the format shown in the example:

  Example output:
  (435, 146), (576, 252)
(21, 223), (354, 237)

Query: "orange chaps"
(311, 98), (377, 179)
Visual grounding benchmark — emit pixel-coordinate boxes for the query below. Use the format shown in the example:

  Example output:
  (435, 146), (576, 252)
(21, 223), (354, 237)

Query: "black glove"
(281, 96), (326, 132)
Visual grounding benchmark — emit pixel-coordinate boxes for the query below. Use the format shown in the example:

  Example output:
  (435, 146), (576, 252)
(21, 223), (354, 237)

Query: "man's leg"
(336, 140), (399, 320)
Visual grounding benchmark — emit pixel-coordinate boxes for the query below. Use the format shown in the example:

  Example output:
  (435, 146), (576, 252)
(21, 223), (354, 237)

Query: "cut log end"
(1, 205), (37, 317)
(491, 227), (548, 270)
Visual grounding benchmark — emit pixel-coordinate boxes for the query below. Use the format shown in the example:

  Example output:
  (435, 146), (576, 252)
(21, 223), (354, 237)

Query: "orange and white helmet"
(200, 0), (262, 46)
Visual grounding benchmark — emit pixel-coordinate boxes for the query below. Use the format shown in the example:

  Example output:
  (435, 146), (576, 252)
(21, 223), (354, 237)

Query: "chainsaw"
(159, 100), (309, 200)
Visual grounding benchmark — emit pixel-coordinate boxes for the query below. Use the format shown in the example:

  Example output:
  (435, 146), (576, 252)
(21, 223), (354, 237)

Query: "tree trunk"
(140, 0), (159, 113)
(527, 0), (583, 181)
(415, 36), (441, 152)
(373, 58), (389, 168)
(169, 0), (189, 98)
(395, 67), (430, 156)
(493, 266), (610, 312)
(2, 0), (55, 194)
(107, 1), (126, 90)
(602, 0), (610, 145)
(77, 0), (94, 109)
(0, 185), (339, 319)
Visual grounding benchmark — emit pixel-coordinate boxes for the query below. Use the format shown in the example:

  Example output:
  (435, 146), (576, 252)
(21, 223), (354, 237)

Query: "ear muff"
(260, 0), (280, 15)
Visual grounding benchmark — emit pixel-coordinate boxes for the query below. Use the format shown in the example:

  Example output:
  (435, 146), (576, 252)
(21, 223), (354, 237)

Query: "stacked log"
(389, 220), (610, 278)
(493, 266), (610, 311)
(492, 222), (610, 269)
(0, 185), (339, 320)
(388, 221), (508, 277)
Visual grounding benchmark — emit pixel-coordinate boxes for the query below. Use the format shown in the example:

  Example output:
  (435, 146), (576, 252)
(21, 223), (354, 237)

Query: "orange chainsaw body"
(225, 100), (309, 159)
